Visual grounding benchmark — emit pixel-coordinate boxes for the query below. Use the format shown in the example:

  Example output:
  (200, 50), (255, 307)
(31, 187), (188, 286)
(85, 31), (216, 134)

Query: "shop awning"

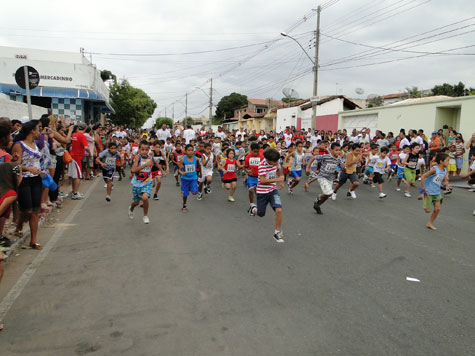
(0, 83), (106, 101)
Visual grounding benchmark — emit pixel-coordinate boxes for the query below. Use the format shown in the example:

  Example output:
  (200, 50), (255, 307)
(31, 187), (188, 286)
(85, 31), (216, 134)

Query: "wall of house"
(276, 106), (300, 132)
(0, 94), (48, 119)
(339, 97), (475, 168)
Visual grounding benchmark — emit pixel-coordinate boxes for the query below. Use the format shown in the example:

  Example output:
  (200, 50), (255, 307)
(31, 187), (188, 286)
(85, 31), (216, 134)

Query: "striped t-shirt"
(257, 159), (278, 194)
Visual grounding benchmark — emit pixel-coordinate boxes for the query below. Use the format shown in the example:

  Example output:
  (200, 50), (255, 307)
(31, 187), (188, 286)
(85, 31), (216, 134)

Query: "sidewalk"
(0, 179), (95, 263)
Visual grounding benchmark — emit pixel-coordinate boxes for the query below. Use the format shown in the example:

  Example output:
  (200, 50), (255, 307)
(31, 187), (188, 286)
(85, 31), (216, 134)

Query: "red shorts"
(0, 190), (17, 218)
(152, 170), (162, 179)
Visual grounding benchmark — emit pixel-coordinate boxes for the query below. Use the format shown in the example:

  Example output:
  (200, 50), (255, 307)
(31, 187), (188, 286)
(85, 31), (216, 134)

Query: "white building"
(276, 96), (360, 132)
(0, 46), (113, 122)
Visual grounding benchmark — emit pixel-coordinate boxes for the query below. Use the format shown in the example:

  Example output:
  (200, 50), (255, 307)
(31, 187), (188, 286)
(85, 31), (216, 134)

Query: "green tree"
(405, 86), (421, 98)
(109, 80), (157, 129)
(155, 117), (174, 128)
(215, 92), (248, 120)
(367, 96), (383, 108)
(182, 117), (194, 127)
(431, 82), (474, 97)
(100, 70), (116, 82)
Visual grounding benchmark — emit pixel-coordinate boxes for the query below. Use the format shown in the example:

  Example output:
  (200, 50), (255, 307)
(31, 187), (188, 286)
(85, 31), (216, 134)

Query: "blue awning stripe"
(0, 83), (105, 101)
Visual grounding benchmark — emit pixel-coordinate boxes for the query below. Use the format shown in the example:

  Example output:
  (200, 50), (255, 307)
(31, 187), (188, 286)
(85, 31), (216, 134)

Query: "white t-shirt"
(349, 135), (359, 143)
(398, 152), (408, 168)
(157, 129), (171, 141)
(283, 134), (293, 147)
(236, 130), (246, 138)
(174, 129), (181, 137)
(310, 135), (320, 149)
(215, 131), (226, 140)
(115, 130), (126, 138)
(183, 129), (196, 144)
(370, 155), (391, 174)
(400, 137), (410, 149)
(411, 136), (423, 145)
(359, 135), (370, 144)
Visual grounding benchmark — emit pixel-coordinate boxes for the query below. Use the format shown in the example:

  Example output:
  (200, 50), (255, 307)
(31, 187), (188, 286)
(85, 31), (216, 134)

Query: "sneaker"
(143, 216), (150, 224)
(404, 191), (411, 198)
(331, 193), (337, 201)
(248, 204), (257, 216)
(251, 207), (257, 215)
(273, 231), (285, 243)
(370, 183), (376, 188)
(443, 189), (452, 195)
(346, 191), (351, 197)
(396, 187), (401, 191)
(104, 183), (107, 188)
(379, 192), (387, 198)
(228, 196), (235, 202)
(0, 236), (12, 247)
(288, 186), (293, 194)
(128, 206), (134, 219)
(105, 195), (111, 202)
(388, 175), (393, 182)
(197, 193), (203, 201)
(350, 191), (357, 199)
(58, 191), (68, 198)
(313, 199), (323, 214)
(153, 194), (159, 200)
(71, 193), (83, 200)
(221, 183), (225, 189)
(77, 192), (85, 198)
(182, 206), (188, 212)
(468, 185), (475, 192)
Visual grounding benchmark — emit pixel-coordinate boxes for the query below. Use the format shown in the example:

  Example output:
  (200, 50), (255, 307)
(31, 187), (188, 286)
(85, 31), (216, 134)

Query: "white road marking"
(0, 179), (99, 323)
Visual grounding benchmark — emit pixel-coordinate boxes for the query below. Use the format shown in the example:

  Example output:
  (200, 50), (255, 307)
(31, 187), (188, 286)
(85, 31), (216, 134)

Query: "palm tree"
(405, 86), (421, 98)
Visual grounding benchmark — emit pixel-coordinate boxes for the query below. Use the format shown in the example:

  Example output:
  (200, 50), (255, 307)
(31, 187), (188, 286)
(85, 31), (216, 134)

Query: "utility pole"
(311, 5), (321, 131)
(172, 103), (175, 120)
(185, 93), (188, 120)
(165, 107), (167, 117)
(209, 78), (213, 131)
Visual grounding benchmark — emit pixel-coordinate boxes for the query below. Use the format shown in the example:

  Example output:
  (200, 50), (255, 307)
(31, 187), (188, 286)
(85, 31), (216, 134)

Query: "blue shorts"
(256, 190), (282, 217)
(456, 157), (463, 169)
(364, 166), (374, 176)
(397, 167), (405, 179)
(181, 178), (198, 197)
(247, 176), (258, 189)
(390, 164), (397, 171)
(218, 170), (224, 178)
(290, 170), (302, 178)
(132, 181), (153, 202)
(102, 168), (114, 182)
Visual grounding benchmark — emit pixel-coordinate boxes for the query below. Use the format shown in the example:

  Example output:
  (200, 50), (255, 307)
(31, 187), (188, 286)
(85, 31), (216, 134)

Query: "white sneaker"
(396, 187), (401, 191)
(105, 195), (111, 202)
(350, 191), (357, 199)
(404, 192), (411, 198)
(379, 192), (387, 198)
(370, 183), (376, 188)
(143, 216), (150, 224)
(104, 183), (107, 188)
(331, 193), (337, 201)
(71, 193), (83, 200)
(128, 206), (134, 219)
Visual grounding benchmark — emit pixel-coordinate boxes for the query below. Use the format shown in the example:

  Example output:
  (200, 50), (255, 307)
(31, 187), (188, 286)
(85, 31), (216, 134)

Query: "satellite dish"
(355, 88), (364, 95)
(282, 88), (300, 99)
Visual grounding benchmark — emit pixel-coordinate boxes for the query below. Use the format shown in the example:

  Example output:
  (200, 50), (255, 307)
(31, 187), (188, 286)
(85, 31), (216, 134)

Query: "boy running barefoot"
(286, 141), (305, 194)
(313, 143), (345, 215)
(402, 143), (420, 197)
(244, 142), (264, 215)
(129, 141), (154, 224)
(96, 142), (121, 202)
(197, 143), (216, 200)
(178, 144), (200, 212)
(421, 153), (450, 230)
(251, 148), (285, 243)
(368, 146), (391, 198)
(332, 143), (361, 200)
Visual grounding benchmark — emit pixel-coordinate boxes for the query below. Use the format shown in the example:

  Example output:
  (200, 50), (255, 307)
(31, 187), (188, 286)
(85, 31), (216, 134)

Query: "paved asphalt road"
(0, 171), (474, 356)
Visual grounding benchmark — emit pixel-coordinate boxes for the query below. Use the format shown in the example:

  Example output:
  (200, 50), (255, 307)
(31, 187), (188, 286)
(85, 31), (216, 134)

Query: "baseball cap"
(78, 122), (87, 129)
(431, 131), (438, 135)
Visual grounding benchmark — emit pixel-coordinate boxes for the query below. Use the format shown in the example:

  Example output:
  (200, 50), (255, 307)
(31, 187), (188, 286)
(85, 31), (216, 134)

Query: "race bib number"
(227, 164), (236, 172)
(433, 174), (444, 185)
(249, 157), (260, 166)
(185, 164), (195, 173)
(177, 155), (183, 161)
(266, 171), (277, 180)
(105, 157), (116, 166)
(324, 163), (337, 172)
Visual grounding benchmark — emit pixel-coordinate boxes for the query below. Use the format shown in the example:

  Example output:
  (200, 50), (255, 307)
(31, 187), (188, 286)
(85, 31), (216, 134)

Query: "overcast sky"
(1, 0), (474, 127)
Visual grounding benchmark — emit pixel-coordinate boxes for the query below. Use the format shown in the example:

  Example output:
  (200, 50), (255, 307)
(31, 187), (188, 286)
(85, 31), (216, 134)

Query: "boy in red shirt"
(244, 142), (264, 215)
(69, 123), (88, 199)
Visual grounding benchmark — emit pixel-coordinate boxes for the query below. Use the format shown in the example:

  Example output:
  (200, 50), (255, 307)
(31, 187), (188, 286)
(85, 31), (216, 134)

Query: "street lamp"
(195, 82), (213, 131)
(280, 32), (315, 65)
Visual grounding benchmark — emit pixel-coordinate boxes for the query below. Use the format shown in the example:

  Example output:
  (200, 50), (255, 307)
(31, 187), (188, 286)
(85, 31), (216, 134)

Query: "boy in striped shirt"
(251, 148), (285, 243)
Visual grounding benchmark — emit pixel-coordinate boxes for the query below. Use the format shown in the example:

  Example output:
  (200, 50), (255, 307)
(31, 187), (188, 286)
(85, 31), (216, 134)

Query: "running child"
(151, 142), (167, 200)
(128, 140), (153, 224)
(402, 142), (420, 197)
(178, 144), (200, 212)
(197, 142), (216, 200)
(388, 144), (399, 181)
(396, 145), (410, 191)
(244, 142), (264, 215)
(304, 147), (319, 192)
(250, 148), (285, 243)
(96, 142), (121, 202)
(420, 153), (450, 230)
(219, 148), (243, 202)
(172, 142), (184, 187)
(313, 143), (345, 215)
(286, 141), (305, 194)
(332, 143), (361, 200)
(368, 146), (391, 198)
